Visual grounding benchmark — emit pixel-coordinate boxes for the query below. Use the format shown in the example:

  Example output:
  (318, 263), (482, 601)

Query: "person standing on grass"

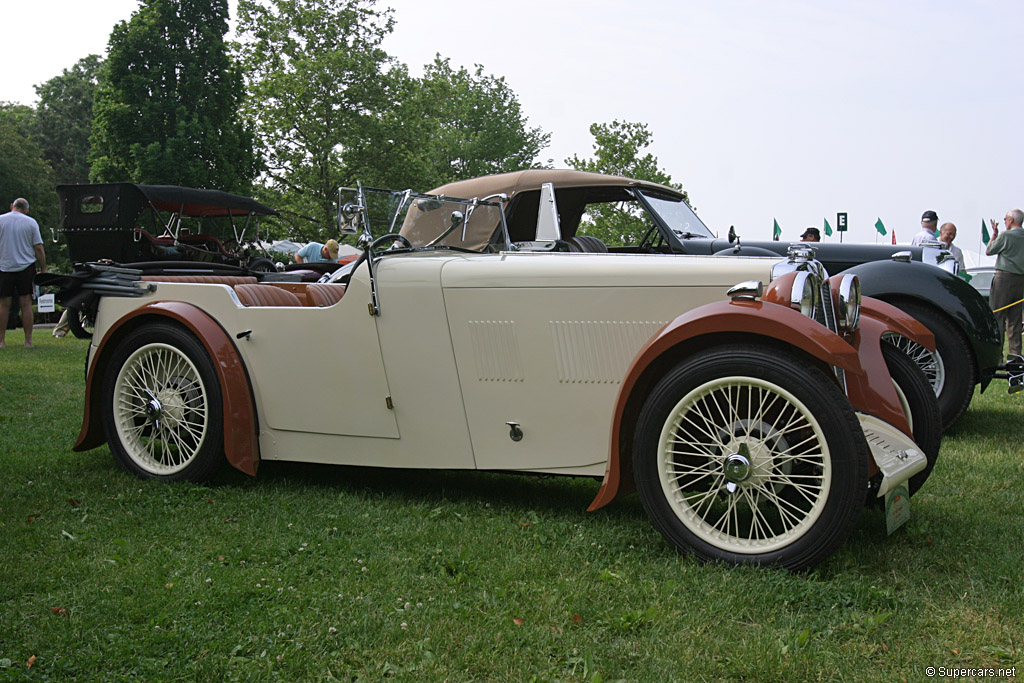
(0, 198), (47, 349)
(986, 209), (1024, 359)
(911, 210), (940, 245)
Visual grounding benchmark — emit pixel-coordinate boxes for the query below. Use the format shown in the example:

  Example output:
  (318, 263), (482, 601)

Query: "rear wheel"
(884, 301), (974, 430)
(101, 322), (225, 481)
(633, 345), (868, 571)
(68, 307), (94, 339)
(881, 343), (942, 496)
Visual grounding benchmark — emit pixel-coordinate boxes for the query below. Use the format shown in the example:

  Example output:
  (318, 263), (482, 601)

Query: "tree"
(389, 56), (550, 190)
(566, 120), (686, 246)
(33, 55), (104, 185)
(0, 104), (65, 270)
(236, 0), (398, 239)
(90, 0), (256, 192)
(236, 1), (550, 239)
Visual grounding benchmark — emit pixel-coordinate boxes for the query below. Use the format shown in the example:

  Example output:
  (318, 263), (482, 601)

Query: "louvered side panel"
(550, 321), (666, 384)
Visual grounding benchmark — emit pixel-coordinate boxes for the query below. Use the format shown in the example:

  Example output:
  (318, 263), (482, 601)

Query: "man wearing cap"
(800, 227), (820, 242)
(294, 238), (340, 264)
(986, 209), (1024, 358)
(911, 211), (940, 245)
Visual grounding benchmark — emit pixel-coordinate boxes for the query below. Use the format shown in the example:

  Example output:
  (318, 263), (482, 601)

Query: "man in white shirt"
(938, 222), (965, 271)
(911, 210), (940, 245)
(0, 198), (47, 348)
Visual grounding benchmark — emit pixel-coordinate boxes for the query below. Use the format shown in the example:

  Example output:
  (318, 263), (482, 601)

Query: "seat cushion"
(234, 284), (303, 307)
(305, 283), (347, 307)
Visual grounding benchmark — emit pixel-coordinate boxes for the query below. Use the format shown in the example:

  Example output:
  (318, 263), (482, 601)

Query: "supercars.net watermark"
(925, 666), (1016, 678)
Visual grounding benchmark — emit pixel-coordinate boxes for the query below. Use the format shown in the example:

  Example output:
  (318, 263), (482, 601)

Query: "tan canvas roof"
(428, 169), (683, 201)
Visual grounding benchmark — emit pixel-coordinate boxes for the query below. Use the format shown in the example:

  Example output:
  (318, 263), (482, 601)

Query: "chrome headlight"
(791, 271), (821, 319)
(835, 274), (861, 332)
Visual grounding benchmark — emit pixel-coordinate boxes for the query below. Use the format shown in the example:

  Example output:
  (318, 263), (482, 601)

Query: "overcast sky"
(5, 0), (1021, 265)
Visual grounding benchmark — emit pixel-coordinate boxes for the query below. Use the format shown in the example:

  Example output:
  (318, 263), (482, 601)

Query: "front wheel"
(100, 322), (225, 481)
(884, 301), (975, 430)
(881, 343), (942, 496)
(633, 345), (868, 571)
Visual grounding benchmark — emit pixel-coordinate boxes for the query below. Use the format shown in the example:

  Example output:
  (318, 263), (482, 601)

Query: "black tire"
(100, 322), (225, 482)
(885, 301), (975, 430)
(633, 345), (869, 571)
(248, 257), (276, 273)
(881, 343), (942, 496)
(68, 307), (93, 339)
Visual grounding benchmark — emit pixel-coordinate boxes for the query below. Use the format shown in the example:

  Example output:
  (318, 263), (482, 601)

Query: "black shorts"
(0, 264), (36, 297)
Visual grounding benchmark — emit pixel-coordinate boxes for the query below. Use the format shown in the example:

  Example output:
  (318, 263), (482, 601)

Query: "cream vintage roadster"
(64, 184), (940, 570)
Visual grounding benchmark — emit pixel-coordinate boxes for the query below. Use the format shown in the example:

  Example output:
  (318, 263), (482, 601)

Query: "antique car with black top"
(57, 185), (940, 571)
(428, 170), (1002, 430)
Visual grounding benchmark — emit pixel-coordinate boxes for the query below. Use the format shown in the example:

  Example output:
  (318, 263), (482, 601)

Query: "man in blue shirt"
(0, 198), (47, 348)
(294, 239), (339, 264)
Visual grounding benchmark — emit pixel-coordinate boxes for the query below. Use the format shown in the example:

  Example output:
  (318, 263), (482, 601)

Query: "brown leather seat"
(141, 275), (258, 287)
(234, 284), (303, 307)
(305, 283), (347, 307)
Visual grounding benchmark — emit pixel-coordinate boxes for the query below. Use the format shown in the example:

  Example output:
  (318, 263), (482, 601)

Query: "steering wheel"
(324, 233), (412, 284)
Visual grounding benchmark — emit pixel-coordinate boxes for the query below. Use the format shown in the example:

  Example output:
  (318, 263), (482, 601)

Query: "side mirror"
(728, 225), (736, 244)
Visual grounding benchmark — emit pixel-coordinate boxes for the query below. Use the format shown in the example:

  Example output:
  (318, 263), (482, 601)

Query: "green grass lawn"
(1, 333), (1022, 681)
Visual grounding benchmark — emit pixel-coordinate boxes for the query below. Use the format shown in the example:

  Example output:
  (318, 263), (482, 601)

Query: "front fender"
(74, 301), (259, 476)
(841, 259), (1001, 381)
(588, 299), (864, 511)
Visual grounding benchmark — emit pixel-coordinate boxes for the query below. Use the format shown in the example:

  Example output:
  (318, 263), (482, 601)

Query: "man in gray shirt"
(0, 198), (47, 348)
(986, 208), (1024, 358)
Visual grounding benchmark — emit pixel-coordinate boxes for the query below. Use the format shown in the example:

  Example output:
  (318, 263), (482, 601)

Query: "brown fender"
(74, 301), (260, 476)
(588, 299), (864, 511)
(842, 295), (938, 441)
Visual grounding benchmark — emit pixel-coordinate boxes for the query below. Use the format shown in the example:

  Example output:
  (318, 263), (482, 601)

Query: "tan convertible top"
(428, 169), (684, 201)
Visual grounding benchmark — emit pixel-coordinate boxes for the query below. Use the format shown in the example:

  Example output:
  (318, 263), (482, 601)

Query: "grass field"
(1, 333), (1022, 681)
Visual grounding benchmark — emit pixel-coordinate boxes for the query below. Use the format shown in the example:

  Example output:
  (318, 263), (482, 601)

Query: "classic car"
(53, 183), (284, 338)
(428, 170), (1003, 431)
(62, 185), (940, 571)
(967, 266), (995, 305)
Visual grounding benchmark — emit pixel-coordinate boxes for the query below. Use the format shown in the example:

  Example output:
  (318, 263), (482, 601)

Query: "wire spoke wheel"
(113, 343), (209, 475)
(883, 332), (944, 397)
(102, 322), (225, 481)
(659, 376), (829, 554)
(634, 345), (868, 571)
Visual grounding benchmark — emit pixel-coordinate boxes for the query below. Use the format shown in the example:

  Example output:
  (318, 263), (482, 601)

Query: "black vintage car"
(50, 183), (282, 338)
(429, 169), (1002, 430)
(57, 183), (280, 270)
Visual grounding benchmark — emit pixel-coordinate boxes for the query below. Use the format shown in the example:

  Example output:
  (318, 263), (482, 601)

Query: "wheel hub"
(719, 420), (790, 493)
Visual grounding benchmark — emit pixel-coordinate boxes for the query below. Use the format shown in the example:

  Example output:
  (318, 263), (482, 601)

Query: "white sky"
(4, 0), (1021, 265)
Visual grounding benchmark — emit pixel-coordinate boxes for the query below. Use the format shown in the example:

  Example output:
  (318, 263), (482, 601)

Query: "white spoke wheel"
(634, 345), (868, 571)
(880, 343), (942, 496)
(101, 323), (225, 481)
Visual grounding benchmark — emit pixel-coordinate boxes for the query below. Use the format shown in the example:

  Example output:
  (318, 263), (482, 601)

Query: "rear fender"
(588, 299), (863, 511)
(74, 301), (259, 476)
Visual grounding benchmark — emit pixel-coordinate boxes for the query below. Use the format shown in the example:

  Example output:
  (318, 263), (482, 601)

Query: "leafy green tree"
(235, 0), (397, 239)
(566, 120), (686, 246)
(33, 55), (104, 185)
(0, 104), (65, 270)
(395, 56), (550, 190)
(91, 0), (256, 192)
(236, 1), (550, 239)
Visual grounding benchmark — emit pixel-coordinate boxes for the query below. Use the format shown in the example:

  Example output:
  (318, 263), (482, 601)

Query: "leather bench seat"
(141, 275), (258, 287)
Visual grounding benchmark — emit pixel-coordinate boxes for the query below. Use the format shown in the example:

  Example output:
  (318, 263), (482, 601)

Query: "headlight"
(791, 271), (821, 319)
(835, 274), (861, 332)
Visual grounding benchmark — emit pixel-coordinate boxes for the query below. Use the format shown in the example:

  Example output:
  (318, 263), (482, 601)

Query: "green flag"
(875, 218), (887, 236)
(773, 218), (781, 241)
(823, 218), (833, 237)
(982, 217), (990, 245)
